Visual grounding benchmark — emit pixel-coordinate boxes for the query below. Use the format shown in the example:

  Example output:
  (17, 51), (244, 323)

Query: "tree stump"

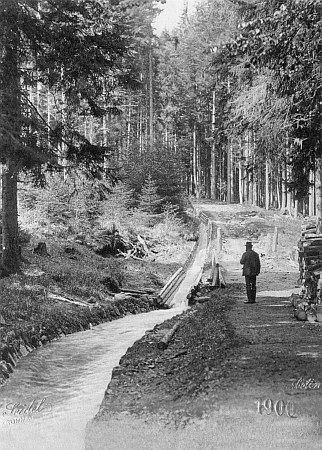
(33, 242), (49, 256)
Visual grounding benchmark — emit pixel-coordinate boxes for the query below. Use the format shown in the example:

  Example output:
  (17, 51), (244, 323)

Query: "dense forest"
(0, 0), (321, 273)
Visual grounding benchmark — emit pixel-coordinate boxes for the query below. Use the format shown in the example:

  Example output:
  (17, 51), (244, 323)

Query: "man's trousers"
(245, 275), (257, 302)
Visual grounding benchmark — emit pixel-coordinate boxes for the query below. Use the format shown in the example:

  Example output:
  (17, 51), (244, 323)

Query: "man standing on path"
(240, 241), (261, 304)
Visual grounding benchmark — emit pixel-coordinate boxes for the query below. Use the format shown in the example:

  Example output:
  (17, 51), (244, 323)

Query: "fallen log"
(113, 293), (133, 301)
(48, 293), (90, 308)
(157, 321), (181, 350)
(131, 254), (145, 261)
(170, 349), (187, 359)
(121, 288), (155, 295)
(196, 296), (210, 303)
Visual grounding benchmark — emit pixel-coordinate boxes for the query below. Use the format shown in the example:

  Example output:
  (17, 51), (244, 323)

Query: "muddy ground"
(86, 203), (322, 450)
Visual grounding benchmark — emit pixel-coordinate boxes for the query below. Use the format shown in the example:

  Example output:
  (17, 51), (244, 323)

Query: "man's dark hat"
(245, 241), (253, 247)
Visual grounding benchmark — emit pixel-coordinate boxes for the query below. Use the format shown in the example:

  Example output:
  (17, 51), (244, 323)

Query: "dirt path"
(86, 204), (322, 450)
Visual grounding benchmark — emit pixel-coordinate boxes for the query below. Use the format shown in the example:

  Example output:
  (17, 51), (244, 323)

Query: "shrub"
(19, 171), (104, 234)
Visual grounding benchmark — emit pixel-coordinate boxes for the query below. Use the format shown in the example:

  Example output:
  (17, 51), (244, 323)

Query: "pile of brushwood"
(76, 225), (153, 260)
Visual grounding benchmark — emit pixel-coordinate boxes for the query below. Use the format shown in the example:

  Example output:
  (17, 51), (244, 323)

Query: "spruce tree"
(99, 182), (135, 232)
(138, 173), (162, 214)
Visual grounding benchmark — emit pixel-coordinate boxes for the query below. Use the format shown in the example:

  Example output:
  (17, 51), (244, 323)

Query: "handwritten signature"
(0, 398), (51, 426)
(291, 377), (321, 390)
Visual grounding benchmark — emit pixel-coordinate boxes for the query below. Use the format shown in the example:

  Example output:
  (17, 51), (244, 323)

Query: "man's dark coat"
(240, 249), (261, 276)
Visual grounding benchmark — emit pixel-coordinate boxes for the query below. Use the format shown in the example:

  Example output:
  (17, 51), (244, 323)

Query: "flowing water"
(0, 307), (185, 450)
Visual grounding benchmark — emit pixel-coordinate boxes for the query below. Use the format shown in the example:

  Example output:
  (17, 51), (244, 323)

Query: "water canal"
(0, 307), (185, 450)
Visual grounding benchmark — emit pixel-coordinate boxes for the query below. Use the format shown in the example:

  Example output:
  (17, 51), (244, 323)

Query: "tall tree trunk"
(139, 104), (143, 155)
(211, 89), (216, 199)
(265, 160), (269, 210)
(205, 128), (211, 198)
(294, 196), (299, 218)
(253, 177), (257, 206)
(227, 140), (232, 203)
(270, 171), (274, 207)
(232, 160), (236, 202)
(238, 160), (243, 204)
(245, 131), (251, 203)
(285, 135), (293, 216)
(309, 170), (315, 216)
(286, 165), (292, 215)
(193, 123), (199, 198)
(219, 149), (223, 200)
(281, 164), (287, 210)
(1, 15), (21, 272)
(276, 170), (281, 210)
(249, 172), (253, 205)
(60, 90), (67, 180)
(127, 99), (131, 156)
(316, 158), (322, 233)
(47, 88), (52, 145)
(148, 47), (154, 153)
(2, 160), (20, 272)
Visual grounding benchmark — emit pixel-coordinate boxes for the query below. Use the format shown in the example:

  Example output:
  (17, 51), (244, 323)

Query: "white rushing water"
(0, 307), (185, 450)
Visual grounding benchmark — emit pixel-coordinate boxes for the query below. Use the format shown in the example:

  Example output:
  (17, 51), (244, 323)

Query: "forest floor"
(86, 203), (322, 450)
(0, 226), (194, 385)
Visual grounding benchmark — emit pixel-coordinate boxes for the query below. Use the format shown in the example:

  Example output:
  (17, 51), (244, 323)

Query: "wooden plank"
(159, 271), (185, 301)
(302, 237), (322, 244)
(121, 288), (155, 295)
(304, 264), (321, 270)
(303, 248), (322, 256)
(158, 268), (184, 301)
(304, 254), (322, 261)
(159, 268), (183, 296)
(302, 241), (322, 248)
